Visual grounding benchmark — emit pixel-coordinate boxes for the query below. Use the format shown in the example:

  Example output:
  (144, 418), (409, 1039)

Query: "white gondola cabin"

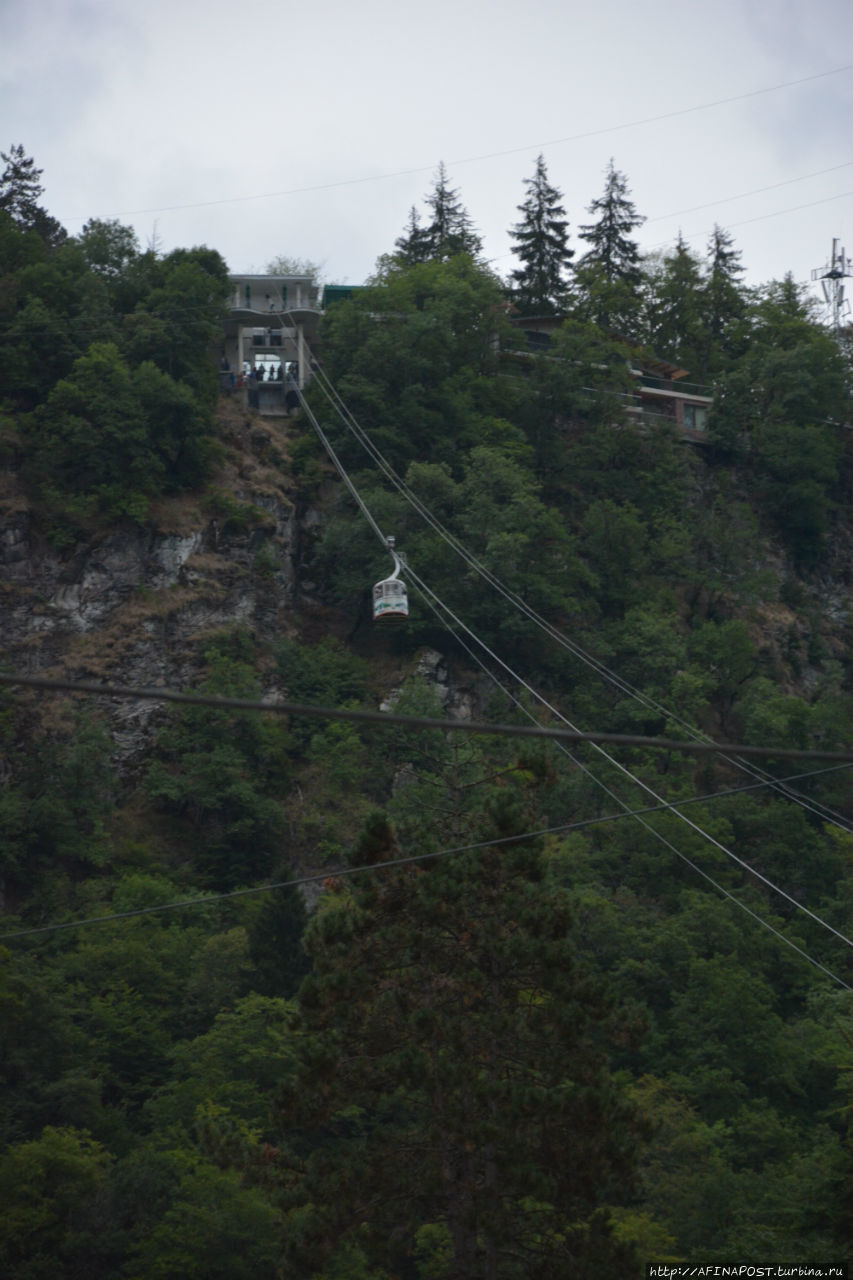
(373, 538), (409, 623)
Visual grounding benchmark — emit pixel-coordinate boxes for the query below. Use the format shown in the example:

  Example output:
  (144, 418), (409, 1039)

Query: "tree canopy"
(1, 145), (852, 1279)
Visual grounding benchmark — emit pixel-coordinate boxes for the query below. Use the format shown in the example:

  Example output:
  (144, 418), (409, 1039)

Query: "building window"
(683, 403), (708, 431)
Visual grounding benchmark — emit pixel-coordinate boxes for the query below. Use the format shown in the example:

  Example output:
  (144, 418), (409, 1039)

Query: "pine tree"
(393, 204), (432, 266)
(576, 159), (645, 332)
(509, 154), (573, 315)
(422, 161), (482, 261)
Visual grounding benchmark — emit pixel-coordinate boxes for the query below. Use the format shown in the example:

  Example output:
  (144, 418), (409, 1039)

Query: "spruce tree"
(576, 158), (645, 332)
(578, 158), (645, 282)
(422, 161), (482, 261)
(645, 234), (706, 374)
(509, 153), (573, 315)
(702, 223), (747, 376)
(393, 204), (432, 266)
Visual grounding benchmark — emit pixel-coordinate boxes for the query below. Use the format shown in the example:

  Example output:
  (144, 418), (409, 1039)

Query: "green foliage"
(75, 218), (140, 280)
(708, 275), (846, 560)
(687, 619), (757, 724)
(0, 1126), (115, 1279)
(277, 635), (368, 741)
(416, 161), (482, 262)
(752, 419), (842, 564)
(0, 713), (114, 887)
(145, 633), (292, 889)
(145, 994), (298, 1135)
(132, 358), (214, 491)
(508, 154), (573, 315)
(575, 159), (645, 331)
(2, 161), (853, 1276)
(27, 342), (163, 521)
(0, 238), (110, 408)
(580, 499), (650, 616)
(127, 1159), (281, 1279)
(25, 340), (217, 528)
(123, 247), (229, 400)
(0, 145), (66, 247)
(702, 224), (748, 377)
(280, 759), (643, 1278)
(247, 888), (312, 997)
(641, 237), (706, 373)
(314, 255), (515, 472)
(204, 487), (274, 533)
(0, 205), (226, 533)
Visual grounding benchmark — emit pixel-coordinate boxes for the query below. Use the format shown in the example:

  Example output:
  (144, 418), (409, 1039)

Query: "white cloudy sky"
(2, 0), (851, 299)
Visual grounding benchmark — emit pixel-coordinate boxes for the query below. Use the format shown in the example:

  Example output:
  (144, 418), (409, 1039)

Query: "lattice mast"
(811, 238), (852, 335)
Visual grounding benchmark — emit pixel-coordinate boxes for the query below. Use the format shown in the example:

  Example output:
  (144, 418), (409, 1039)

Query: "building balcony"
(227, 274), (322, 329)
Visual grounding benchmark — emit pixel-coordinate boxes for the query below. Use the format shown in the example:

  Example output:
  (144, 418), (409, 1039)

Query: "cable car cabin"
(373, 576), (408, 622)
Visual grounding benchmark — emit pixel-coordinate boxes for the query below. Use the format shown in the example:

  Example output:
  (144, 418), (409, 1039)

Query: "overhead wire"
(4, 423), (849, 984)
(302, 345), (853, 833)
(300, 344), (853, 873)
(10, 669), (853, 759)
(644, 161), (853, 224)
(6, 310), (847, 978)
(402, 559), (853, 957)
(404, 569), (852, 991)
(1, 759), (848, 948)
(288, 372), (853, 981)
(74, 64), (853, 222)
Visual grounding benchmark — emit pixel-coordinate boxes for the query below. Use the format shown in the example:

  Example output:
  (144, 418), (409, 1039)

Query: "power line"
(298, 361), (853, 856)
(685, 189), (853, 238)
(403, 561), (853, 958)
(5, 411), (847, 986)
(11, 669), (853, 760)
(410, 582), (853, 992)
(397, 560), (853, 988)
(304, 353), (853, 834)
(73, 65), (853, 223)
(288, 374), (853, 982)
(2, 761), (850, 956)
(645, 161), (853, 224)
(294, 349), (853, 963)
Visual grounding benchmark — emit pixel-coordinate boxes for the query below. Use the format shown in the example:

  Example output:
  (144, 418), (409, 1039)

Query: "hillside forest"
(1, 148), (853, 1278)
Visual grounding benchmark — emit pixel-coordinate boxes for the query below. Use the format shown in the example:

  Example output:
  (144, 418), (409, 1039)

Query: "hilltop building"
(219, 279), (713, 438)
(220, 272), (323, 413)
(509, 314), (713, 442)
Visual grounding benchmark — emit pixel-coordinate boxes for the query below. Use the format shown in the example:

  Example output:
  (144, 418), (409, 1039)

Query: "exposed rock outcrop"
(0, 406), (302, 763)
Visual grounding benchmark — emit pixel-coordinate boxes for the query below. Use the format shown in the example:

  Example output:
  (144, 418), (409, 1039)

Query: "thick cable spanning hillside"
(286, 360), (853, 988)
(304, 343), (853, 835)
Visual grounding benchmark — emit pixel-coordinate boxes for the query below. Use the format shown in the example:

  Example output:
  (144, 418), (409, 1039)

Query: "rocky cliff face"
(0, 404), (302, 763)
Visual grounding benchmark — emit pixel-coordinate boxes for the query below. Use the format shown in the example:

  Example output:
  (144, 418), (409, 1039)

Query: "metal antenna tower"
(811, 238), (852, 335)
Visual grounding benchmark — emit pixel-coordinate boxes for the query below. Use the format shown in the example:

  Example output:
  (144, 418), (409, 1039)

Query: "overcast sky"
(2, 0), (851, 304)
